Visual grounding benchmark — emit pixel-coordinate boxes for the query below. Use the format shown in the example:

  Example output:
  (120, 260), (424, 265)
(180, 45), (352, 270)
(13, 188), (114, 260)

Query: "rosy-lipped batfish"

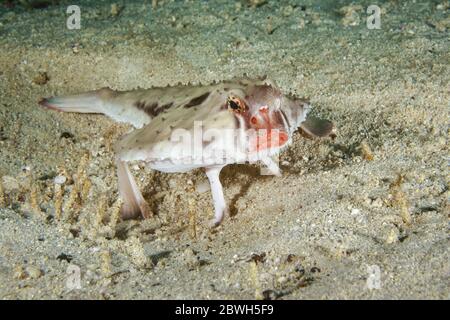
(39, 77), (335, 226)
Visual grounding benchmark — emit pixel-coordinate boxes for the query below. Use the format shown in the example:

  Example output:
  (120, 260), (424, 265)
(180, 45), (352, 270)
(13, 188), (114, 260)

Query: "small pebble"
(13, 265), (27, 280)
(54, 175), (67, 185)
(248, 0), (267, 8)
(26, 265), (43, 279)
(2, 176), (20, 192)
(33, 72), (49, 85)
(339, 5), (363, 27)
(71, 43), (82, 54)
(282, 5), (294, 17)
(262, 289), (278, 300)
(277, 276), (287, 284)
(195, 180), (210, 193)
(298, 18), (305, 29)
(182, 248), (199, 268)
(386, 228), (399, 244)
(168, 179), (178, 188)
(371, 198), (383, 208)
(110, 4), (121, 17)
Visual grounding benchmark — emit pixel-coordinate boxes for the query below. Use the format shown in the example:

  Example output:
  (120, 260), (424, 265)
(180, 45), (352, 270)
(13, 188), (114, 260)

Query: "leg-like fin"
(260, 156), (282, 176)
(205, 165), (228, 227)
(116, 159), (151, 220)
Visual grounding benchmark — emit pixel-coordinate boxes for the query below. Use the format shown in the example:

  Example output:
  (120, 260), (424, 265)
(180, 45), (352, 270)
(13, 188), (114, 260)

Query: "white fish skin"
(39, 77), (333, 225)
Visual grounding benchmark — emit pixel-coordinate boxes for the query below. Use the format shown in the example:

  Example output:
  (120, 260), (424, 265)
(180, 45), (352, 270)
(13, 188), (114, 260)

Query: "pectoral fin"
(116, 159), (151, 219)
(205, 165), (228, 227)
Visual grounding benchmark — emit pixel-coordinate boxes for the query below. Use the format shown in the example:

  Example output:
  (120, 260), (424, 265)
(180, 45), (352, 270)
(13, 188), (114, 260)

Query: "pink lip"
(256, 106), (273, 129)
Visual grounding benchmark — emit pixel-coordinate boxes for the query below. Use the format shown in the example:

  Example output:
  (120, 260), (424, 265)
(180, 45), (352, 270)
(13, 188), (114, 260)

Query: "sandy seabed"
(0, 0), (448, 299)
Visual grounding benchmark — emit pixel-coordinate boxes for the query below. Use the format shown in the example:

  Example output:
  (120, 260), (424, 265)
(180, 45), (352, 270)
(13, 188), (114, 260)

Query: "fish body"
(39, 77), (334, 225)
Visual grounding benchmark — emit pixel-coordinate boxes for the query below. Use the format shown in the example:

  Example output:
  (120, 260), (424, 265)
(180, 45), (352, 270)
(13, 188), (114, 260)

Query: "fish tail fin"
(38, 87), (115, 114)
(39, 87), (152, 128)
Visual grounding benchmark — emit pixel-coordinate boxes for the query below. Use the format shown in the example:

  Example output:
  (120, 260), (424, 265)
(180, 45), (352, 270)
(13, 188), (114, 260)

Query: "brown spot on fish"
(135, 100), (174, 117)
(135, 101), (157, 116)
(160, 102), (174, 110)
(184, 92), (210, 108)
(134, 101), (144, 110)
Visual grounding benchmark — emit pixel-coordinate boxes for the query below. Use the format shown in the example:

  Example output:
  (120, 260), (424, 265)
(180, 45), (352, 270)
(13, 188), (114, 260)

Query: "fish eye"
(229, 100), (239, 110)
(227, 96), (246, 113)
(227, 98), (239, 110)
